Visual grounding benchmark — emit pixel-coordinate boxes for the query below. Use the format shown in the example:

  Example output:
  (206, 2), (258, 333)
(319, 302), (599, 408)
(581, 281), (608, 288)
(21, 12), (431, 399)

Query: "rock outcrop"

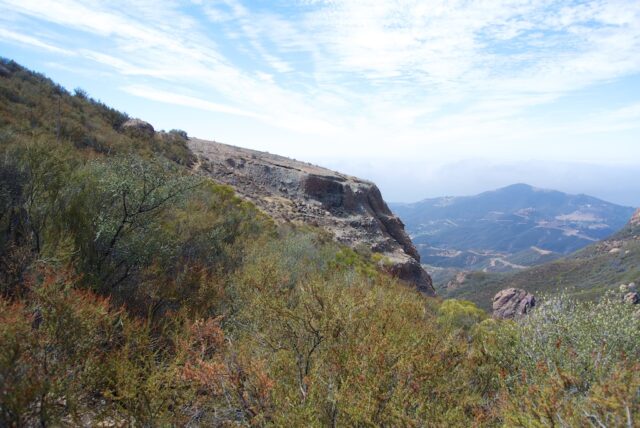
(492, 288), (535, 319)
(120, 119), (155, 138)
(446, 272), (468, 290)
(188, 138), (435, 295)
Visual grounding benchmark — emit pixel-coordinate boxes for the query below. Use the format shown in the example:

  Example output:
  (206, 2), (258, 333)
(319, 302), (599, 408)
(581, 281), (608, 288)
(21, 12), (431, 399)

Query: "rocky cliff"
(188, 138), (435, 295)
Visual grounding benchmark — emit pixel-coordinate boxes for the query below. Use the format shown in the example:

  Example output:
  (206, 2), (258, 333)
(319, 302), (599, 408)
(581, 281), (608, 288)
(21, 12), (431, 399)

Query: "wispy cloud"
(122, 85), (267, 120)
(0, 28), (73, 54)
(1, 0), (639, 163)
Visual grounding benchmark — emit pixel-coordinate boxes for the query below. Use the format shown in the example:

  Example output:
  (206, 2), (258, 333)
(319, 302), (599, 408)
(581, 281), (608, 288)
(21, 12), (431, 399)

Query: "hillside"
(0, 58), (432, 296)
(2, 59), (640, 427)
(391, 183), (635, 271)
(444, 209), (640, 310)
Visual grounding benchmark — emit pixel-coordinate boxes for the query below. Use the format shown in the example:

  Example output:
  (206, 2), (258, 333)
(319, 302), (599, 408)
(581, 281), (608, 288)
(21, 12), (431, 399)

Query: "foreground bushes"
(487, 294), (640, 426)
(5, 231), (639, 426)
(1, 143), (639, 425)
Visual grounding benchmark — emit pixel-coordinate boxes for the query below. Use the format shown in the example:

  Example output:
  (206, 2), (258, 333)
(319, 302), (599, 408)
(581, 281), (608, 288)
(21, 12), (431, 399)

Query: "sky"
(1, 0), (640, 206)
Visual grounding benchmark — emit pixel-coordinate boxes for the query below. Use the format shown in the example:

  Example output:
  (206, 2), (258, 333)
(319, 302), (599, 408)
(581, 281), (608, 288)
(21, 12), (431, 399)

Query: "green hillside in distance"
(391, 183), (635, 272)
(443, 209), (640, 310)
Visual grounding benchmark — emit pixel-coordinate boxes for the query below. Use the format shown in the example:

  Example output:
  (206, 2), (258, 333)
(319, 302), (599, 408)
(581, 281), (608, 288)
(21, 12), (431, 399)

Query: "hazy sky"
(1, 0), (640, 205)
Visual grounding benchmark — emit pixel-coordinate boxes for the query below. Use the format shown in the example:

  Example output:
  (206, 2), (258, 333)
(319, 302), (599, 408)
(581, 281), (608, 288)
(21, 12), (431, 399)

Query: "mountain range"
(391, 183), (636, 272)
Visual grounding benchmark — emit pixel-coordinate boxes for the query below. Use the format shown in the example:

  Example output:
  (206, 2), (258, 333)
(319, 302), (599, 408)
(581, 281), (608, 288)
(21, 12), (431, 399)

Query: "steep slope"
(444, 209), (640, 310)
(188, 138), (435, 295)
(0, 59), (194, 165)
(391, 183), (635, 271)
(0, 58), (434, 296)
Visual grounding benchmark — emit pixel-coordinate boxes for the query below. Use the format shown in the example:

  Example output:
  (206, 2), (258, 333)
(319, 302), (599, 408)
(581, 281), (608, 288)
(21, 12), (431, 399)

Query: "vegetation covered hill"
(2, 59), (640, 426)
(443, 214), (640, 310)
(391, 183), (635, 271)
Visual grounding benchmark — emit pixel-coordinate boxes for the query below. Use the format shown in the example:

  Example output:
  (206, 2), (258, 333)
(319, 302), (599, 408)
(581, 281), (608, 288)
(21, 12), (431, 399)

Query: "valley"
(434, 208), (640, 310)
(391, 183), (634, 272)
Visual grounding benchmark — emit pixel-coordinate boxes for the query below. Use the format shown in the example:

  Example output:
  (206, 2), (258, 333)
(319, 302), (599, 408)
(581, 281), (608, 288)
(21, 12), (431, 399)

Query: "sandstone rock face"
(492, 288), (535, 319)
(120, 119), (155, 138)
(631, 208), (640, 226)
(188, 138), (435, 295)
(624, 292), (639, 305)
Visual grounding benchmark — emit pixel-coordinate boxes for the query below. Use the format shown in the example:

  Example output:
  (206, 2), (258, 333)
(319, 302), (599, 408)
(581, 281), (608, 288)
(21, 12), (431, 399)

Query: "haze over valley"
(392, 183), (636, 272)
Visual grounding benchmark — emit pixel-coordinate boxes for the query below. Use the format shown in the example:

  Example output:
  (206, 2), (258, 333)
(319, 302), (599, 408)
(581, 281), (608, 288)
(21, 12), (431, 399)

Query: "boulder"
(624, 291), (639, 305)
(120, 119), (155, 138)
(492, 288), (535, 319)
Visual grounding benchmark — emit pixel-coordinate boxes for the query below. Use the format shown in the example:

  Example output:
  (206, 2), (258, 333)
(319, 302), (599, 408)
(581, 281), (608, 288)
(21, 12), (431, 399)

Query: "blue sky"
(1, 0), (640, 205)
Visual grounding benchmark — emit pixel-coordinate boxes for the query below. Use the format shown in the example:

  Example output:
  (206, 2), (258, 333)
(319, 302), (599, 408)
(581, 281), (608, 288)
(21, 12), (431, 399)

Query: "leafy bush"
(437, 298), (487, 332)
(504, 293), (640, 388)
(488, 293), (640, 426)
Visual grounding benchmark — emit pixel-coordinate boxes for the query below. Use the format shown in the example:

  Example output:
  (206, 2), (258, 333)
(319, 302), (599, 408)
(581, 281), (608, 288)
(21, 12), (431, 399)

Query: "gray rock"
(120, 118), (155, 138)
(492, 288), (535, 319)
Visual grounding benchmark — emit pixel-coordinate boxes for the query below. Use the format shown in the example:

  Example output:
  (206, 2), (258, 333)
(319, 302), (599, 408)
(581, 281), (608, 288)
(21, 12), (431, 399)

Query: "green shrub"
(437, 299), (487, 332)
(492, 293), (640, 425)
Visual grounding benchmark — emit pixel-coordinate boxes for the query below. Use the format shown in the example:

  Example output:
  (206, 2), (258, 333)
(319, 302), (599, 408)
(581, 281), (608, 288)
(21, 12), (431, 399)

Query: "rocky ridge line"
(187, 138), (435, 295)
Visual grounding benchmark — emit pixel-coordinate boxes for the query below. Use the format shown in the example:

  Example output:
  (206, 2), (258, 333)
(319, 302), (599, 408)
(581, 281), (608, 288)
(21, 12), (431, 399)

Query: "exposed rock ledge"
(492, 288), (535, 319)
(188, 138), (435, 296)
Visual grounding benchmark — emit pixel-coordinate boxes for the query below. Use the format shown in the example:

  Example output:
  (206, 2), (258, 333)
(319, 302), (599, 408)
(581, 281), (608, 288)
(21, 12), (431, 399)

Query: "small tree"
(67, 155), (201, 294)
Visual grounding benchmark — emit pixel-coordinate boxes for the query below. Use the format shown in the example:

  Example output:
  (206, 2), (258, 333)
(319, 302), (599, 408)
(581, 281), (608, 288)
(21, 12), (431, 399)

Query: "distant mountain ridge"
(391, 183), (636, 271)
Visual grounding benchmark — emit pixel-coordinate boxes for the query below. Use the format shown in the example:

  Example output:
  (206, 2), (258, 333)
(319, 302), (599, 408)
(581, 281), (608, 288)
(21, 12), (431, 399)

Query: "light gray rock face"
(631, 209), (640, 226)
(492, 288), (535, 319)
(188, 138), (435, 295)
(120, 119), (155, 138)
